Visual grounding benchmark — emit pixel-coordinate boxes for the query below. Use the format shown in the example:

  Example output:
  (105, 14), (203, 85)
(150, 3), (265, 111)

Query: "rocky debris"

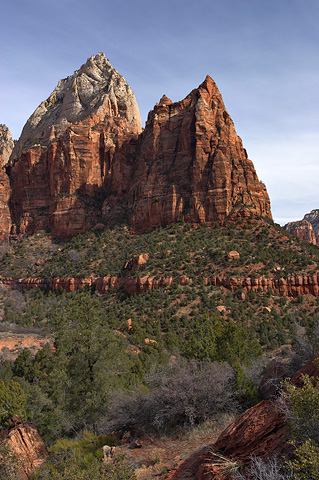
(227, 251), (240, 261)
(0, 124), (14, 166)
(258, 360), (290, 400)
(102, 445), (116, 463)
(217, 305), (227, 313)
(284, 209), (319, 245)
(0, 416), (48, 479)
(8, 53), (142, 237)
(103, 75), (272, 229)
(124, 253), (150, 270)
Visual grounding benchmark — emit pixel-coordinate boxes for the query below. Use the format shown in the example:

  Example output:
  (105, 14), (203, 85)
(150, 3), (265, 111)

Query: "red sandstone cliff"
(5, 55), (271, 237)
(8, 53), (142, 236)
(0, 416), (48, 479)
(1, 271), (318, 297)
(166, 357), (319, 480)
(103, 76), (272, 227)
(0, 125), (13, 239)
(284, 210), (319, 246)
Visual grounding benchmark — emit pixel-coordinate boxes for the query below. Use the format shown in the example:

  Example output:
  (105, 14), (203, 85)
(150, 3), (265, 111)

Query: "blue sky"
(1, 0), (318, 224)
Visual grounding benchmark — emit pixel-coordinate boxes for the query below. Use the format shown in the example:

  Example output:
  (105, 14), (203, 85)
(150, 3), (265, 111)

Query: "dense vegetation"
(0, 217), (318, 279)
(0, 217), (319, 478)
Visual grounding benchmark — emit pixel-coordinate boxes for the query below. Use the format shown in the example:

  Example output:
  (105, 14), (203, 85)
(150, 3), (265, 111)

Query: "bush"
(281, 373), (319, 444)
(0, 380), (26, 427)
(107, 359), (237, 434)
(234, 455), (295, 479)
(0, 442), (21, 480)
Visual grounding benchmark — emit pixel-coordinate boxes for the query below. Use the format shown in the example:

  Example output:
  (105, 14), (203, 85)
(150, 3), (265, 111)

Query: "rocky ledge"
(1, 271), (319, 297)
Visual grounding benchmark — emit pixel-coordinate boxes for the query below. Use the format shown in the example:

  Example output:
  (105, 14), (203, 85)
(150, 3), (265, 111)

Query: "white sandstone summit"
(11, 53), (141, 158)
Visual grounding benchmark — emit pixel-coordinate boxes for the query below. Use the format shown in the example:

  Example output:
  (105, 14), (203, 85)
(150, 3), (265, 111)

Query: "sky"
(1, 0), (318, 225)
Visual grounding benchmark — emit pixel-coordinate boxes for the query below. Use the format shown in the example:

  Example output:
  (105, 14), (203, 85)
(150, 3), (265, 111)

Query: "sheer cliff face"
(0, 124), (14, 166)
(7, 55), (271, 237)
(9, 53), (142, 236)
(0, 125), (13, 239)
(103, 76), (272, 227)
(285, 209), (319, 245)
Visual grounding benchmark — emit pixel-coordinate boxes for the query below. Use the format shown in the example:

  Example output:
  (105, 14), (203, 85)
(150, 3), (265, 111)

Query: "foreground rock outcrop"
(0, 415), (48, 479)
(166, 357), (319, 480)
(285, 209), (319, 245)
(3, 53), (271, 238)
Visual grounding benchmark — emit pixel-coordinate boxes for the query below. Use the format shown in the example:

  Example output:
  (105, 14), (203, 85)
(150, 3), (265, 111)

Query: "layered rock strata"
(5, 55), (271, 237)
(0, 125), (13, 239)
(285, 209), (319, 245)
(103, 76), (272, 227)
(8, 53), (142, 236)
(1, 271), (319, 297)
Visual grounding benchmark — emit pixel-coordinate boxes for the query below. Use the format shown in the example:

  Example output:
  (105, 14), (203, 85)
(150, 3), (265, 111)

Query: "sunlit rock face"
(0, 124), (14, 166)
(0, 125), (13, 239)
(8, 53), (142, 236)
(103, 75), (272, 228)
(285, 209), (319, 245)
(7, 54), (271, 238)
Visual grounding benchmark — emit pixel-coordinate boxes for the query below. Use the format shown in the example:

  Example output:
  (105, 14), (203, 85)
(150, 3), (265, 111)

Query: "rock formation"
(0, 125), (13, 240)
(1, 270), (319, 297)
(8, 52), (142, 236)
(4, 55), (272, 238)
(0, 416), (48, 479)
(0, 124), (14, 166)
(285, 210), (319, 245)
(103, 76), (272, 227)
(166, 357), (319, 480)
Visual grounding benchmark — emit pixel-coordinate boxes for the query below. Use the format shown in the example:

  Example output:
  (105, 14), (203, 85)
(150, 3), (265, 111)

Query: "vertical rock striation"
(0, 125), (13, 239)
(6, 54), (272, 237)
(103, 75), (272, 227)
(0, 416), (48, 479)
(284, 209), (319, 245)
(8, 53), (142, 236)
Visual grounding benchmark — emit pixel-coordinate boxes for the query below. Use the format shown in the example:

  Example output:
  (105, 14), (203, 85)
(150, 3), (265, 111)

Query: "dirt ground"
(114, 414), (235, 480)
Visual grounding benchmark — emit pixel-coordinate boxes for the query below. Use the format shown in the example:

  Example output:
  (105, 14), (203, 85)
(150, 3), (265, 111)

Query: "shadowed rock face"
(103, 76), (272, 227)
(284, 210), (319, 245)
(5, 55), (271, 237)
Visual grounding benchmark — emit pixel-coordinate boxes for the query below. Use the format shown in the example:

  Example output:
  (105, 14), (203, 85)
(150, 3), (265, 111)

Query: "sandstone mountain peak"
(11, 52), (141, 158)
(3, 56), (272, 237)
(102, 74), (272, 228)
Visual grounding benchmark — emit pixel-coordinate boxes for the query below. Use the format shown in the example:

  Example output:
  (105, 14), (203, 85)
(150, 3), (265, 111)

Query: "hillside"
(0, 54), (318, 479)
(0, 217), (319, 478)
